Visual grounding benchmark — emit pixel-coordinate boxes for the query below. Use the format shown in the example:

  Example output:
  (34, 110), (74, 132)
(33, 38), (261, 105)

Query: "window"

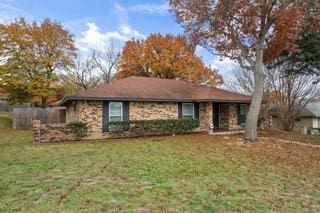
(295, 117), (301, 122)
(109, 102), (123, 121)
(182, 103), (194, 119)
(240, 104), (246, 115)
(239, 104), (246, 124)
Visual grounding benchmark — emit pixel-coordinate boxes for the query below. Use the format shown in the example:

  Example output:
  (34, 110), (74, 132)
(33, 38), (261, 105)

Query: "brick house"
(58, 76), (251, 140)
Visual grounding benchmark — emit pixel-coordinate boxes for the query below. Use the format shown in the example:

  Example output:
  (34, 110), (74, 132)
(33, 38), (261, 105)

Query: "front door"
(212, 103), (220, 130)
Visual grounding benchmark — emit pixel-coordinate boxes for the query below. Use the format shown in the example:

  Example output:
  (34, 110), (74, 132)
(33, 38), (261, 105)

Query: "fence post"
(32, 120), (41, 144)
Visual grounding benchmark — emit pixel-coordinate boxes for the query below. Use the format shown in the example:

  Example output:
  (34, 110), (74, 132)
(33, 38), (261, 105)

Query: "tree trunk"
(245, 47), (265, 141)
(41, 97), (48, 108)
(280, 116), (295, 132)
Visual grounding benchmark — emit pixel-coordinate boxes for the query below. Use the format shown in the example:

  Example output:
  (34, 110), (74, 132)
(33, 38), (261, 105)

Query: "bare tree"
(225, 66), (272, 119)
(227, 67), (320, 132)
(224, 67), (254, 95)
(62, 43), (120, 94)
(226, 65), (320, 131)
(67, 53), (100, 90)
(92, 43), (120, 83)
(267, 68), (320, 131)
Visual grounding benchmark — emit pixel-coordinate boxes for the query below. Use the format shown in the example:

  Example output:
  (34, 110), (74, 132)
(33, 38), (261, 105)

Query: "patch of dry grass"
(0, 130), (319, 212)
(260, 130), (320, 145)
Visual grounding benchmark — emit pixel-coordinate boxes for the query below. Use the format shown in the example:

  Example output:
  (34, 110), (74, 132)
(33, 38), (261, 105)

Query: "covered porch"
(198, 102), (249, 133)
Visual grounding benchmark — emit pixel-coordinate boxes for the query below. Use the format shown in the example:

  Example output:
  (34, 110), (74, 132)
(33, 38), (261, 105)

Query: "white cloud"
(76, 3), (145, 52)
(128, 3), (169, 14)
(119, 25), (145, 38)
(77, 22), (145, 51)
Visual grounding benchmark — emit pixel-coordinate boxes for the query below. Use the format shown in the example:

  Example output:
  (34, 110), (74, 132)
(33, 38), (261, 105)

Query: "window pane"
(239, 104), (246, 124)
(109, 102), (122, 121)
(182, 103), (194, 119)
(183, 103), (193, 115)
(110, 102), (122, 116)
(240, 104), (246, 115)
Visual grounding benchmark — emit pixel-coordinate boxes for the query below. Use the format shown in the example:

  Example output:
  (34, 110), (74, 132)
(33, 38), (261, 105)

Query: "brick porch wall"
(220, 103), (243, 130)
(199, 102), (213, 132)
(229, 104), (242, 129)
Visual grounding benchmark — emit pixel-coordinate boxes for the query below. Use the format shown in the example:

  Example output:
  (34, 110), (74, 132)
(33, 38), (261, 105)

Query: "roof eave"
(60, 96), (251, 106)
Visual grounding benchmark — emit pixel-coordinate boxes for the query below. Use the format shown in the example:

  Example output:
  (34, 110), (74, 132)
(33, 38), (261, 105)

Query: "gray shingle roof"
(305, 101), (320, 117)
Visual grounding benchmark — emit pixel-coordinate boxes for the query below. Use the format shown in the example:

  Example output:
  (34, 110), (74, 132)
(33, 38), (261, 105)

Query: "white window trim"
(109, 102), (123, 121)
(182, 103), (195, 119)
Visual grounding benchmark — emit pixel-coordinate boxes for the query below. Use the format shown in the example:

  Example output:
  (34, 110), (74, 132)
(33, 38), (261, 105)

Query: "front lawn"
(261, 130), (320, 145)
(0, 130), (319, 212)
(0, 113), (12, 129)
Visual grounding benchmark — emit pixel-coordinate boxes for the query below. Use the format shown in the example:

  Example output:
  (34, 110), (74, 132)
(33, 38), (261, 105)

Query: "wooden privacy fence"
(13, 107), (66, 129)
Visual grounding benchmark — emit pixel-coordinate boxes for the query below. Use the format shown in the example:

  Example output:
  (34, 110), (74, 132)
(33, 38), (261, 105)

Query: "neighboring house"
(59, 76), (251, 140)
(271, 101), (320, 133)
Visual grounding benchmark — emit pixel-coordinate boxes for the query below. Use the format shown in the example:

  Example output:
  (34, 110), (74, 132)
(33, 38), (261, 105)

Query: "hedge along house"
(57, 76), (251, 140)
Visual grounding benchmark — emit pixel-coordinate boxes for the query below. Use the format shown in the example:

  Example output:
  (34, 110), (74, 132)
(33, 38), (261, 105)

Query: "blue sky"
(0, 0), (237, 78)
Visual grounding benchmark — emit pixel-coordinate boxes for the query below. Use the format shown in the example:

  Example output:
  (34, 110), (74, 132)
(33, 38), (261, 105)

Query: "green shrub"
(107, 119), (199, 136)
(311, 128), (320, 136)
(67, 121), (88, 140)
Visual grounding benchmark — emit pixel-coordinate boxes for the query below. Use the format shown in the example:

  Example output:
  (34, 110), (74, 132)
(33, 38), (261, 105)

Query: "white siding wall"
(313, 118), (319, 128)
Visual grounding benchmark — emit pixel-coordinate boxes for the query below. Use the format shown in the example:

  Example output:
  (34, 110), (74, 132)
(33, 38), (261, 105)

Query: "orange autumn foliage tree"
(0, 18), (76, 107)
(170, 0), (320, 141)
(117, 34), (222, 86)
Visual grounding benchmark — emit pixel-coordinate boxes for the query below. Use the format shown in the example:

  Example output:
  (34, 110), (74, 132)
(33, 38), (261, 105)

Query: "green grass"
(0, 113), (12, 129)
(0, 130), (319, 212)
